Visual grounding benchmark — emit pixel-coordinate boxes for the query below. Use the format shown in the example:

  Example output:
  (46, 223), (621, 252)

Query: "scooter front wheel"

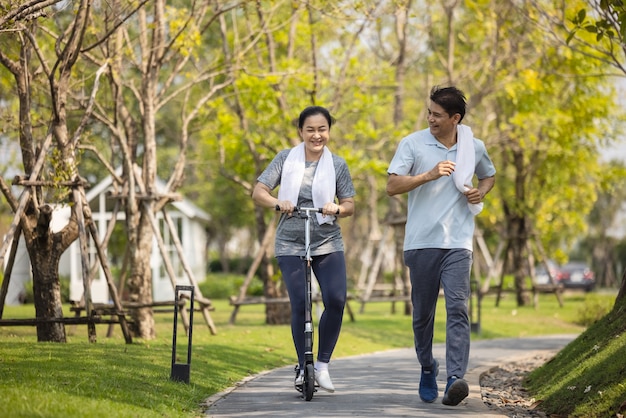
(304, 363), (315, 401)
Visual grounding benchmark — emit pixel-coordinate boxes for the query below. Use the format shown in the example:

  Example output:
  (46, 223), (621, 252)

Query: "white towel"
(453, 124), (483, 215)
(278, 143), (337, 225)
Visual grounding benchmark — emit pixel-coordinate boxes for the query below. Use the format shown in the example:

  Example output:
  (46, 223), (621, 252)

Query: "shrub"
(575, 294), (613, 326)
(198, 272), (264, 299)
(208, 257), (255, 274)
(208, 257), (279, 277)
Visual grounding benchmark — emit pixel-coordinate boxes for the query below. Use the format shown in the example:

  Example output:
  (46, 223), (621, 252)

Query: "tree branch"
(0, 177), (18, 212)
(0, 0), (59, 29)
(71, 61), (109, 147)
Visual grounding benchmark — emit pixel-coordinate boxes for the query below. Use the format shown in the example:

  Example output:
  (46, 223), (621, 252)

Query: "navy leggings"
(278, 252), (347, 366)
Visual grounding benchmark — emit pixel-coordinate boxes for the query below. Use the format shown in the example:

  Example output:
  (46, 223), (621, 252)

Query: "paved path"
(204, 334), (577, 418)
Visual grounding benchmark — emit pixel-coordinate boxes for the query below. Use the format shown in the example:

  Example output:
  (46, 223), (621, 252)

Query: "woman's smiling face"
(299, 113), (330, 160)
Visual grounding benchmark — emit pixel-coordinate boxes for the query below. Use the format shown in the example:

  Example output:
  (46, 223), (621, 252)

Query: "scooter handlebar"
(275, 205), (337, 214)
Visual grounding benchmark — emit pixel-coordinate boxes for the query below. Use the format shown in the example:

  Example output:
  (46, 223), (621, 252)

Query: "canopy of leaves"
(1, 0), (625, 272)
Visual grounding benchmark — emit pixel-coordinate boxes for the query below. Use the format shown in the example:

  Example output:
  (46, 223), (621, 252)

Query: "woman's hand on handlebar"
(275, 201), (295, 214)
(322, 203), (341, 216)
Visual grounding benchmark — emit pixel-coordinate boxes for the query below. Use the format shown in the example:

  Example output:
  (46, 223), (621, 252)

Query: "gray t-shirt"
(257, 149), (356, 257)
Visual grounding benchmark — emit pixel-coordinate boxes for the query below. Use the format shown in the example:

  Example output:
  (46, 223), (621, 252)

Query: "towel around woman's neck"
(277, 142), (337, 225)
(453, 124), (483, 216)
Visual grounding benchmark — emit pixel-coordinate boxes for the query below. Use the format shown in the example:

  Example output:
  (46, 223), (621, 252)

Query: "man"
(386, 86), (496, 406)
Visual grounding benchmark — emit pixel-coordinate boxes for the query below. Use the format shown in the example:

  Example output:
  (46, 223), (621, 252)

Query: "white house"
(3, 173), (211, 305)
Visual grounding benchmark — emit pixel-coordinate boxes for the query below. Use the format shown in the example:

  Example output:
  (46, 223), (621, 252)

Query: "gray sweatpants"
(404, 248), (472, 379)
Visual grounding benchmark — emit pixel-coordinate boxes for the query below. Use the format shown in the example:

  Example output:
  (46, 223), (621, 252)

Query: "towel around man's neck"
(453, 124), (483, 216)
(277, 142), (337, 225)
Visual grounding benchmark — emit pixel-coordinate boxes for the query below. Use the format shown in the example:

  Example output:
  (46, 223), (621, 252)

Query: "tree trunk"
(24, 204), (73, 342)
(264, 275), (290, 325)
(500, 141), (533, 307)
(253, 207), (290, 324)
(126, 210), (155, 339)
(216, 232), (230, 273)
(29, 245), (66, 342)
(592, 239), (617, 288)
(504, 210), (532, 306)
(389, 200), (411, 316)
(616, 267), (626, 302)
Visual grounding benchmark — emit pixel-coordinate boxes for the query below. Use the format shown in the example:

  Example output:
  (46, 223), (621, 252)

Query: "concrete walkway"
(204, 334), (577, 418)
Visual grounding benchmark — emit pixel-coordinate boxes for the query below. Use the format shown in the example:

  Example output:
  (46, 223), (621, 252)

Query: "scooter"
(298, 206), (322, 401)
(276, 205), (323, 401)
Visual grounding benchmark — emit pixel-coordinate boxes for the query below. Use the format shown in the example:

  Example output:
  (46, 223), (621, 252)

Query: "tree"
(0, 0), (97, 342)
(78, 0), (237, 338)
(187, 0), (625, 311)
(188, 0), (399, 322)
(563, 0), (626, 301)
(5, 0), (624, 342)
(575, 161), (626, 288)
(401, 0), (624, 306)
(0, 0), (238, 341)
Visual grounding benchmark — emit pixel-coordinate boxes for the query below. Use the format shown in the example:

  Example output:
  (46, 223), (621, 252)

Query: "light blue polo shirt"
(387, 128), (496, 251)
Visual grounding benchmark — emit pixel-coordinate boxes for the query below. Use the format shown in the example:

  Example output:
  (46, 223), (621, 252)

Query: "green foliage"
(489, 3), (621, 254)
(197, 272), (263, 299)
(574, 293), (613, 326)
(568, 2), (626, 44)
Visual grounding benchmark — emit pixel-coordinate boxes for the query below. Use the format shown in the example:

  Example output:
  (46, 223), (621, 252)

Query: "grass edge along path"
(525, 294), (626, 418)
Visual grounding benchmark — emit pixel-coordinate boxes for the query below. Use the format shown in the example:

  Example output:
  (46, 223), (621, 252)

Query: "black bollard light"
(170, 285), (194, 384)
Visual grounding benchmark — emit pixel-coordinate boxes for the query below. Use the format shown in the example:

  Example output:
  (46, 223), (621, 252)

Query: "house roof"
(85, 169), (211, 223)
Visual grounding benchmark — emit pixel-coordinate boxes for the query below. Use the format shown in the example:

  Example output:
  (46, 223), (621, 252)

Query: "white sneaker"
(294, 374), (304, 391)
(294, 365), (303, 392)
(315, 369), (335, 392)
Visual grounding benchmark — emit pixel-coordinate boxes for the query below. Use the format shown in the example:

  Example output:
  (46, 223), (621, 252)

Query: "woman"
(252, 106), (355, 393)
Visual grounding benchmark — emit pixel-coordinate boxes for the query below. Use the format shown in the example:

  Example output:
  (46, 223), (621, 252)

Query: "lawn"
(525, 291), (626, 418)
(0, 290), (616, 417)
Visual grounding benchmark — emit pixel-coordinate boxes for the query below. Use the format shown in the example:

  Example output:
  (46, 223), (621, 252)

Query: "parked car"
(534, 260), (564, 286)
(560, 261), (596, 292)
(534, 260), (595, 291)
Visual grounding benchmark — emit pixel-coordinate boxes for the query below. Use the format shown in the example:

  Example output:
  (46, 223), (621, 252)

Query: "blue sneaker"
(418, 359), (439, 403)
(442, 376), (469, 406)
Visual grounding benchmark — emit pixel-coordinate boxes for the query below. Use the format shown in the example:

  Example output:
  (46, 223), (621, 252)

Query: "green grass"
(0, 290), (616, 417)
(525, 292), (626, 418)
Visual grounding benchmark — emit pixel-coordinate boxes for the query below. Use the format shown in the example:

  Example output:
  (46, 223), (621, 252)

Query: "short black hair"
(297, 106), (334, 129)
(430, 86), (467, 122)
